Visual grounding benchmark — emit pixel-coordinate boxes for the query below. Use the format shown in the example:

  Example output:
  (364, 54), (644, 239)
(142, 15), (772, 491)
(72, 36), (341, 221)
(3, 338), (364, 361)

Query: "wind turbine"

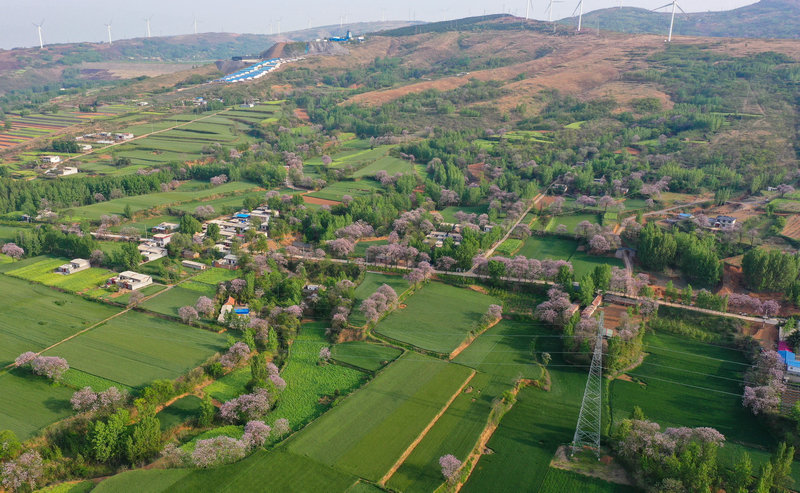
(546, 0), (563, 22)
(525, 0), (533, 19)
(33, 20), (44, 49)
(572, 0), (584, 31)
(105, 21), (113, 45)
(654, 0), (684, 42)
(193, 16), (198, 35)
(145, 17), (152, 38)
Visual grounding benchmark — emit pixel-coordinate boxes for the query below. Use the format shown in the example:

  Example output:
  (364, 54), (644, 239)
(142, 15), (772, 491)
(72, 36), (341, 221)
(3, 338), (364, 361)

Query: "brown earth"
(782, 214), (800, 240)
(302, 194), (341, 206)
(295, 25), (800, 111)
(293, 108), (310, 121)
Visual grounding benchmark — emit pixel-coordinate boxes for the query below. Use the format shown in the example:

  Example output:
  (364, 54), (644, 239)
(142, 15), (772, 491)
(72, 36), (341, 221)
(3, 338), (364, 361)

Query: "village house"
(40, 155), (61, 165)
(181, 260), (207, 270)
(108, 271), (153, 290)
(46, 167), (78, 177)
(151, 233), (173, 247)
(138, 244), (167, 262)
(713, 215), (736, 229)
(56, 258), (90, 275)
(152, 222), (178, 233)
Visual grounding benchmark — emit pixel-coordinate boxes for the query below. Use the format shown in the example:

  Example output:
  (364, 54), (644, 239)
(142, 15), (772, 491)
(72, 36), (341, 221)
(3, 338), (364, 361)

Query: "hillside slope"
(561, 0), (800, 39)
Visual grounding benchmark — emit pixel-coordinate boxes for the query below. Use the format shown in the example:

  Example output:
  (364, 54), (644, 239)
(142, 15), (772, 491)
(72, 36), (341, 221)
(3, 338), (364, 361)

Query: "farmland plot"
(42, 310), (227, 388)
(5, 256), (116, 292)
(0, 275), (120, 366)
(268, 322), (365, 428)
(331, 341), (403, 372)
(288, 353), (474, 482)
(140, 282), (216, 319)
(349, 272), (409, 326)
(0, 369), (74, 440)
(374, 282), (498, 354)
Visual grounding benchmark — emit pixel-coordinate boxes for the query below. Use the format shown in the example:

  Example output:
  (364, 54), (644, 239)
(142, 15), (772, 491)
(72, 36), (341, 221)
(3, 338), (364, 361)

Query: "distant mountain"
(560, 0), (800, 39)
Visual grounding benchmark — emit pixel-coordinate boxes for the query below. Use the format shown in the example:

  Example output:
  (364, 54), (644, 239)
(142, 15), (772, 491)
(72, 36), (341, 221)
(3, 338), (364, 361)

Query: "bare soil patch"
(782, 214), (800, 240)
(293, 108), (310, 121)
(550, 445), (634, 486)
(467, 285), (489, 295)
(302, 194), (341, 206)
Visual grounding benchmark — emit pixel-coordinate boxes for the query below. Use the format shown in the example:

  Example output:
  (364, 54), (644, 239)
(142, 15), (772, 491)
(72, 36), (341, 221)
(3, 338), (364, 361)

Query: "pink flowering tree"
(210, 174), (228, 186)
(439, 454), (462, 483)
(242, 420), (271, 450)
(179, 305), (199, 324)
(486, 304), (502, 323)
(220, 388), (271, 423)
(191, 436), (247, 467)
(196, 296), (215, 318)
(404, 261), (435, 287)
(24, 355), (69, 381)
(14, 352), (36, 367)
(319, 347), (331, 362)
(1, 450), (44, 491)
(743, 350), (785, 415)
(272, 418), (290, 438)
(327, 238), (355, 258)
(220, 342), (251, 368)
(588, 234), (611, 253)
(1, 243), (24, 259)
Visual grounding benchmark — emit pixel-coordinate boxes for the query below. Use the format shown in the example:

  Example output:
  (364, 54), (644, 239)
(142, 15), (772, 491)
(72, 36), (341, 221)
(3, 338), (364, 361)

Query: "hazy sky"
(3, 0), (758, 50)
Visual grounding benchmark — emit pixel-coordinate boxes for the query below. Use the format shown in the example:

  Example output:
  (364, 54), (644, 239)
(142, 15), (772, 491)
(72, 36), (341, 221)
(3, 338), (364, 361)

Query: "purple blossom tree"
(272, 418), (290, 438)
(210, 174), (228, 186)
(220, 342), (251, 368)
(29, 356), (69, 381)
(436, 256), (457, 271)
(588, 234), (611, 253)
(242, 420), (271, 449)
(439, 454), (462, 482)
(192, 436), (247, 467)
(1, 450), (43, 491)
(230, 278), (247, 294)
(487, 304), (502, 322)
(14, 352), (36, 367)
(179, 305), (199, 324)
(321, 155), (333, 166)
(269, 373), (287, 392)
(319, 347), (331, 362)
(196, 296), (215, 318)
(761, 300), (780, 317)
(1, 243), (24, 259)
(220, 388), (271, 423)
(327, 238), (355, 258)
(70, 387), (98, 412)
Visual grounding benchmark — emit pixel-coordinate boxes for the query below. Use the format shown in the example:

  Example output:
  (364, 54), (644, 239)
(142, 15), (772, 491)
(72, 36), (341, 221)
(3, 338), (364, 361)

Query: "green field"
(569, 252), (625, 279)
(5, 256), (115, 292)
(157, 395), (202, 431)
(462, 325), (587, 492)
(352, 156), (415, 178)
(306, 180), (382, 202)
(375, 282), (498, 354)
(0, 275), (121, 366)
(42, 310), (227, 388)
(205, 367), (251, 403)
(349, 272), (410, 326)
(288, 353), (474, 482)
(516, 236), (578, 260)
(538, 468), (638, 493)
(610, 331), (800, 481)
(546, 213), (601, 233)
(353, 239), (388, 258)
(192, 268), (240, 285)
(268, 322), (366, 429)
(454, 318), (544, 387)
(0, 369), (75, 440)
(387, 372), (497, 493)
(331, 342), (403, 372)
(495, 238), (522, 256)
(64, 181), (259, 221)
(93, 449), (357, 493)
(140, 282), (216, 319)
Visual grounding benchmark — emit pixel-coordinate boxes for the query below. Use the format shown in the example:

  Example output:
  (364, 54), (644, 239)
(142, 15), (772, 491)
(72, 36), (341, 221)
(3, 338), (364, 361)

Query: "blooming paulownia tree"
(439, 454), (462, 482)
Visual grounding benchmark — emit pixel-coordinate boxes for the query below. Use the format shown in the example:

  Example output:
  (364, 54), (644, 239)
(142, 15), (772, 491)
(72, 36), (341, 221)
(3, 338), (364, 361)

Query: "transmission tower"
(571, 312), (604, 458)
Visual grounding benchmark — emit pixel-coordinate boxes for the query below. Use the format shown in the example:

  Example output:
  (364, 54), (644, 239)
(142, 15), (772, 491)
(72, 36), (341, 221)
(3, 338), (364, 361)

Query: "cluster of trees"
(637, 223), (722, 286)
(742, 248), (800, 294)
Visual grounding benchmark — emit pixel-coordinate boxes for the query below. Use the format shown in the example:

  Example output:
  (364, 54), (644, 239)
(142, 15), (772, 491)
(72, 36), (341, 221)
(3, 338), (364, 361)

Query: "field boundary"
(379, 369), (476, 486)
(448, 316), (503, 360)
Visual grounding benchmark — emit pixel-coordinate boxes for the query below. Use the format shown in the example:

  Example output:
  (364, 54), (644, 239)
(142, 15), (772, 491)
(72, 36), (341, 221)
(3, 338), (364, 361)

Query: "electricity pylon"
(571, 312), (604, 458)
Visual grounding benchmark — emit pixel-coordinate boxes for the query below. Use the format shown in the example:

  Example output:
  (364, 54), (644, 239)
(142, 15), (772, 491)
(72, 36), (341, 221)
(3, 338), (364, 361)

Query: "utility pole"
(571, 312), (604, 458)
